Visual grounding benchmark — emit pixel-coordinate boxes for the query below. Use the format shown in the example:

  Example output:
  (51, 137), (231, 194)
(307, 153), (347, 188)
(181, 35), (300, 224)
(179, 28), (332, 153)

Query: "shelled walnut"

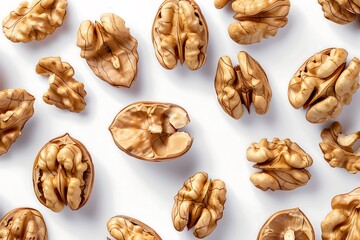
(107, 215), (162, 240)
(2, 0), (67, 43)
(152, 0), (208, 70)
(0, 208), (47, 240)
(32, 133), (94, 212)
(0, 89), (35, 156)
(247, 138), (313, 191)
(77, 13), (139, 88)
(288, 48), (360, 123)
(322, 187), (360, 239)
(320, 121), (360, 173)
(109, 102), (193, 161)
(36, 56), (86, 113)
(172, 172), (226, 238)
(215, 51), (272, 119)
(318, 0), (360, 25)
(257, 208), (315, 240)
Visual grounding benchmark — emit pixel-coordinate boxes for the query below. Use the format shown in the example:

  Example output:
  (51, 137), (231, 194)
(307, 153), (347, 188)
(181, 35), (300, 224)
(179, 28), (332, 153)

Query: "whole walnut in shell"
(318, 0), (360, 25)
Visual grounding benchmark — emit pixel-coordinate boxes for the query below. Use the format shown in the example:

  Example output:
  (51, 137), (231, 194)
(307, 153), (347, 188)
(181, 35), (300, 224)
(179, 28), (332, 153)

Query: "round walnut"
(247, 138), (313, 191)
(152, 0), (208, 70)
(109, 102), (193, 161)
(318, 0), (360, 25)
(288, 48), (360, 123)
(32, 133), (94, 212)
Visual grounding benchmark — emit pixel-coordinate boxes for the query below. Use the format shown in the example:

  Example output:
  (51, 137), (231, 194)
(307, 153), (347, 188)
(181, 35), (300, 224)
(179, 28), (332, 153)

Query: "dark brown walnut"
(322, 187), (360, 239)
(257, 208), (315, 240)
(32, 133), (94, 212)
(318, 0), (360, 25)
(107, 215), (162, 240)
(0, 89), (35, 156)
(109, 102), (193, 161)
(77, 13), (139, 88)
(247, 138), (313, 191)
(36, 56), (86, 113)
(152, 0), (208, 70)
(215, 51), (272, 119)
(172, 172), (226, 238)
(288, 48), (360, 123)
(0, 208), (47, 240)
(320, 121), (360, 173)
(2, 0), (67, 43)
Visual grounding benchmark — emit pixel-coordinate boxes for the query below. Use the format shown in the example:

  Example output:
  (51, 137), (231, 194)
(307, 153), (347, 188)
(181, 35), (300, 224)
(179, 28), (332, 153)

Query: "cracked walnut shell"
(172, 172), (226, 238)
(320, 121), (360, 173)
(109, 102), (193, 161)
(107, 215), (162, 240)
(152, 0), (208, 70)
(2, 0), (67, 43)
(32, 133), (94, 212)
(215, 51), (272, 119)
(77, 13), (139, 88)
(0, 88), (35, 156)
(318, 0), (360, 25)
(0, 208), (47, 240)
(247, 138), (313, 191)
(288, 48), (360, 123)
(36, 56), (86, 113)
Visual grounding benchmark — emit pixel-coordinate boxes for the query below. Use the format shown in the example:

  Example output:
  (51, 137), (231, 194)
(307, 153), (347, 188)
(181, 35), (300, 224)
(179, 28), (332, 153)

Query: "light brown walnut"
(318, 0), (360, 24)
(36, 56), (86, 113)
(109, 102), (193, 161)
(215, 51), (272, 119)
(247, 138), (313, 191)
(320, 121), (360, 173)
(32, 133), (94, 212)
(322, 187), (360, 240)
(172, 172), (226, 238)
(0, 208), (47, 240)
(257, 208), (315, 240)
(77, 13), (139, 88)
(2, 0), (67, 43)
(288, 48), (360, 123)
(107, 215), (162, 240)
(152, 0), (208, 70)
(0, 89), (35, 156)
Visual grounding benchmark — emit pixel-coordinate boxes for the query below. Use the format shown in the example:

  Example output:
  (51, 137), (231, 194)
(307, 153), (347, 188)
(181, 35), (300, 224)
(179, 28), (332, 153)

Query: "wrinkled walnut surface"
(109, 102), (193, 161)
(32, 133), (94, 212)
(320, 121), (360, 173)
(247, 138), (313, 191)
(172, 172), (226, 238)
(0, 208), (47, 240)
(288, 48), (360, 123)
(77, 13), (138, 88)
(2, 0), (67, 43)
(152, 0), (208, 70)
(257, 208), (315, 240)
(0, 88), (35, 156)
(215, 51), (272, 119)
(318, 0), (360, 24)
(322, 187), (360, 240)
(36, 56), (86, 113)
(107, 215), (162, 240)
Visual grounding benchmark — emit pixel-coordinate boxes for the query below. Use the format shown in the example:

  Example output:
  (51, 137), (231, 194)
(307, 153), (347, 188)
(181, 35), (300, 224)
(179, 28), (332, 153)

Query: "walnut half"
(318, 0), (360, 25)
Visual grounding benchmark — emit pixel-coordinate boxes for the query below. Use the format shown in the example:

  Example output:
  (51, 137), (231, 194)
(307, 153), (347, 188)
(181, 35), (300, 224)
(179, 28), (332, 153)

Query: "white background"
(0, 0), (359, 239)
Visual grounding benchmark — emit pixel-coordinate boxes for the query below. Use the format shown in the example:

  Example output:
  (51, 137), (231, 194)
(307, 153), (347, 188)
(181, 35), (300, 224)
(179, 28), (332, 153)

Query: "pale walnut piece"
(172, 172), (226, 238)
(247, 138), (313, 191)
(107, 215), (162, 240)
(257, 208), (315, 240)
(215, 51), (272, 119)
(318, 0), (359, 25)
(2, 0), (67, 43)
(36, 56), (86, 113)
(32, 133), (94, 212)
(109, 102), (193, 161)
(152, 0), (208, 70)
(288, 48), (360, 123)
(322, 187), (360, 240)
(320, 121), (360, 173)
(0, 208), (47, 240)
(0, 89), (35, 156)
(77, 13), (139, 88)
